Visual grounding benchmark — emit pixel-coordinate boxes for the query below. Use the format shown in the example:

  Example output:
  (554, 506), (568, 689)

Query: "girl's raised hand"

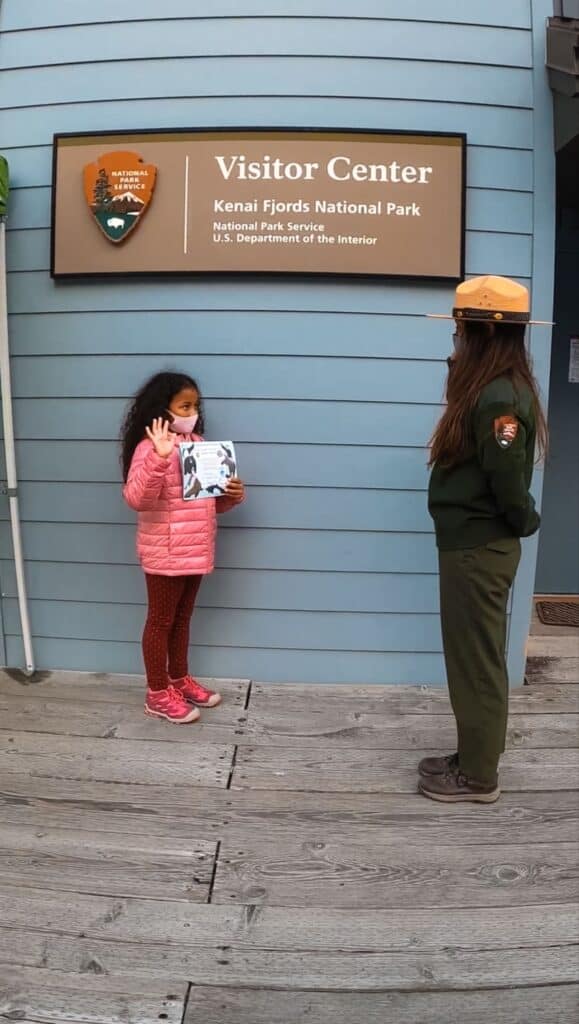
(145, 418), (177, 459)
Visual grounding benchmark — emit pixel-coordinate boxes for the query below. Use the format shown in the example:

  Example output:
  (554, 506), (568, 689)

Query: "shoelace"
(442, 765), (469, 787)
(160, 685), (188, 707)
(183, 677), (210, 697)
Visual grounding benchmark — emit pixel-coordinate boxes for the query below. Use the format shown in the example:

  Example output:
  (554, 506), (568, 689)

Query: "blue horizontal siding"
(2, 441), (431, 490)
(0, 0), (552, 683)
(5, 272), (533, 318)
(10, 354), (447, 403)
(0, 19), (532, 69)
(2, 398), (440, 446)
(1, 599), (444, 652)
(7, 311), (454, 360)
(0, 483), (434, 533)
(4, 635), (448, 686)
(0, 562), (441, 613)
(0, 559), (511, 614)
(0, 1), (532, 31)
(0, 523), (439, 573)
(4, 60), (532, 111)
(0, 98), (533, 151)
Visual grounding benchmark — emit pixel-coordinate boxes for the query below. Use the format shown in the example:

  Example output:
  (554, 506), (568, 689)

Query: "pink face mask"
(169, 413), (198, 435)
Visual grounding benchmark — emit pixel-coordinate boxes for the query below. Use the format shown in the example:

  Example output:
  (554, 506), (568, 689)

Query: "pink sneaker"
(145, 685), (201, 724)
(170, 675), (222, 708)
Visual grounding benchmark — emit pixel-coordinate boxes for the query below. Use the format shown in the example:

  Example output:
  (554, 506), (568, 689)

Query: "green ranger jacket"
(428, 375), (541, 551)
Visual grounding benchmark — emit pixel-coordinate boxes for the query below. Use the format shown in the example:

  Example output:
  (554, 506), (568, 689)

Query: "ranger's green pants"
(438, 537), (521, 785)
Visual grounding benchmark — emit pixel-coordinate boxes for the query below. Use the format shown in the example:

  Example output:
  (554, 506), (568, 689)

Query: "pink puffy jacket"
(123, 435), (242, 576)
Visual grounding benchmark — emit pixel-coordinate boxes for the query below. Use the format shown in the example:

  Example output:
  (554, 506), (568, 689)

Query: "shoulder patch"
(494, 415), (518, 449)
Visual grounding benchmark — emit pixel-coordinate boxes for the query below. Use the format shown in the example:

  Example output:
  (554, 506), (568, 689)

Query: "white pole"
(0, 219), (35, 673)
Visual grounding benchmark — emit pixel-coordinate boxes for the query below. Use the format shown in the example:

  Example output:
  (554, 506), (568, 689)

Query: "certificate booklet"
(179, 441), (237, 500)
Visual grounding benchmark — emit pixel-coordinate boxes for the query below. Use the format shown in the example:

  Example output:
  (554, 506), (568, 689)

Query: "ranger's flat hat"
(428, 275), (552, 325)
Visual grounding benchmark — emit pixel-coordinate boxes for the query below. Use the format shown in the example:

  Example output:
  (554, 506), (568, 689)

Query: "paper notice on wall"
(569, 337), (579, 384)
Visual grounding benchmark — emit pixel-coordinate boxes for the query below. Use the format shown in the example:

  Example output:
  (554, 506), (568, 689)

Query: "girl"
(420, 276), (549, 803)
(121, 372), (245, 723)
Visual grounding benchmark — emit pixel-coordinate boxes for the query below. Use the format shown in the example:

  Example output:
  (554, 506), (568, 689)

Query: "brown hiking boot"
(418, 765), (500, 804)
(418, 752), (458, 777)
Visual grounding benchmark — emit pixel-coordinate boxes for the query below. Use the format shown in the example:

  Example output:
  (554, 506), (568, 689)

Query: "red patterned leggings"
(142, 574), (203, 691)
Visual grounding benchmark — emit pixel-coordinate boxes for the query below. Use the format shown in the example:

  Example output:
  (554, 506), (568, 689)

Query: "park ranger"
(420, 275), (550, 803)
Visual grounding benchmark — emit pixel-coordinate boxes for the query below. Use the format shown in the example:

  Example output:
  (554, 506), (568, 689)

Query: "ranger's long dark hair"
(120, 371), (205, 481)
(429, 322), (548, 468)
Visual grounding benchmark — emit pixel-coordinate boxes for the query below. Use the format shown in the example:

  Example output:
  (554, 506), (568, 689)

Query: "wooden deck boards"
(527, 605), (579, 684)
(184, 985), (579, 1024)
(0, 669), (577, 1024)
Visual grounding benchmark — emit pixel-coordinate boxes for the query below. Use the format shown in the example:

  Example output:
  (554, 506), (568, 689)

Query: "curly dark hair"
(120, 371), (205, 480)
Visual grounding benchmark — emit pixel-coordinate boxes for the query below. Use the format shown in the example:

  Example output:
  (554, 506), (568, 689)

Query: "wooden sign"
(52, 128), (466, 280)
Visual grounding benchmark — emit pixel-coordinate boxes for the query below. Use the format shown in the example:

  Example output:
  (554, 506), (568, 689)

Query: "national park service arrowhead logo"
(494, 415), (519, 449)
(83, 150), (157, 244)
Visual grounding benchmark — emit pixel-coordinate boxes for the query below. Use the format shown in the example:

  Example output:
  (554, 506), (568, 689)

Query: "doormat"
(536, 601), (579, 627)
